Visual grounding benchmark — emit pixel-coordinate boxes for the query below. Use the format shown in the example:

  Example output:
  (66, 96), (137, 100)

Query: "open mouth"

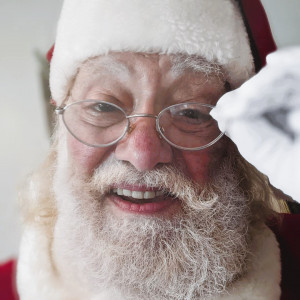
(109, 187), (177, 213)
(112, 188), (169, 203)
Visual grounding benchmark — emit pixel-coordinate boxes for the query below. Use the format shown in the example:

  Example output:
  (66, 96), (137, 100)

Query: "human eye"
(176, 108), (212, 124)
(79, 101), (125, 127)
(92, 102), (119, 113)
(163, 103), (218, 135)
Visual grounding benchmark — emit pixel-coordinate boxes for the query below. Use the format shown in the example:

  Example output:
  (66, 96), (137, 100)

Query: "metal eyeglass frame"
(55, 100), (225, 151)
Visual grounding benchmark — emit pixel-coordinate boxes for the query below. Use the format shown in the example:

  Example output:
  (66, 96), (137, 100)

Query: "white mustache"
(87, 155), (218, 210)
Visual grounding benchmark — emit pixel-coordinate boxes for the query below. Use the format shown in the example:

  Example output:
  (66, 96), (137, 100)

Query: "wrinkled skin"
(66, 52), (230, 217)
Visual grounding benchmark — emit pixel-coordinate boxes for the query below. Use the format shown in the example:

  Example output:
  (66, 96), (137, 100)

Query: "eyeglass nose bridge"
(125, 113), (163, 137)
(126, 113), (157, 119)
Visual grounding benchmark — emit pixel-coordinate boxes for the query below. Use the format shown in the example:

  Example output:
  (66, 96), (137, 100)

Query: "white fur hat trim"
(50, 0), (254, 105)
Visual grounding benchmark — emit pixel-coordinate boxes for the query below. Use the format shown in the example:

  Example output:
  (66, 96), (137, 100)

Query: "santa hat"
(49, 0), (276, 106)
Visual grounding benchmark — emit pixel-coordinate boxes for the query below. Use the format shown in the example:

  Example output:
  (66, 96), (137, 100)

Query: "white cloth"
(211, 47), (300, 201)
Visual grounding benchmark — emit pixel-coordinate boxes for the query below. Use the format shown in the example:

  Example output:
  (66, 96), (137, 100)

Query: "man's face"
(66, 52), (229, 217)
(52, 53), (251, 299)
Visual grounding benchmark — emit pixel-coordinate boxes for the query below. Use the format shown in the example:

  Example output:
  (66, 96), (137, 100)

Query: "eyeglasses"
(55, 100), (224, 151)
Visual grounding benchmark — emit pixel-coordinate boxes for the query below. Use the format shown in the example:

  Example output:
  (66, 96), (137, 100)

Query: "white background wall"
(0, 0), (62, 262)
(262, 0), (300, 48)
(0, 0), (299, 263)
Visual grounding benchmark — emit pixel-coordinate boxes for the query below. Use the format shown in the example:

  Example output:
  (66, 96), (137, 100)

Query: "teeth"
(114, 188), (164, 199)
(123, 189), (132, 197)
(144, 191), (156, 199)
(132, 191), (144, 199)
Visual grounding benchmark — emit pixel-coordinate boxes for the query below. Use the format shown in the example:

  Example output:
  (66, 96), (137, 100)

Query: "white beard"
(52, 146), (255, 300)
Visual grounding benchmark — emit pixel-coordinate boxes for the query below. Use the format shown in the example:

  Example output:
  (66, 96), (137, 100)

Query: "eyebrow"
(171, 54), (223, 78)
(84, 56), (131, 80)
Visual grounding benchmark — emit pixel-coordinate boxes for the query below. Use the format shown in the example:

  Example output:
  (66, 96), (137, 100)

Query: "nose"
(114, 116), (173, 171)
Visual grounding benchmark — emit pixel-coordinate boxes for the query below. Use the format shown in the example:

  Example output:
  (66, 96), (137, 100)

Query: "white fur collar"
(17, 223), (281, 300)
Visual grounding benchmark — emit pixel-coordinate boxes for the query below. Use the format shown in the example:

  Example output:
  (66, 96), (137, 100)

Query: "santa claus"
(1, 0), (299, 299)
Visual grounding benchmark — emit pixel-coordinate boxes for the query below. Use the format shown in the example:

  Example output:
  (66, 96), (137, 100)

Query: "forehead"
(76, 52), (223, 81)
(71, 52), (226, 103)
(81, 51), (222, 71)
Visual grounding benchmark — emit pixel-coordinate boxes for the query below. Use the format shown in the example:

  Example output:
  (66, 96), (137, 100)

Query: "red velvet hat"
(238, 0), (277, 71)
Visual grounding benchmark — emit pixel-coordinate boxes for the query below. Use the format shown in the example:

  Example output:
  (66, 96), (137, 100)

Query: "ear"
(50, 98), (57, 106)
(47, 44), (55, 63)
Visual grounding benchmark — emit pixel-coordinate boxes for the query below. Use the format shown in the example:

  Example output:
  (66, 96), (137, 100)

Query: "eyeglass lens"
(157, 103), (222, 149)
(63, 101), (129, 147)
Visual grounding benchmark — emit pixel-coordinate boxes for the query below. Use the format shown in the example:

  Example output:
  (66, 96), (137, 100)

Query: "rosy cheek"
(177, 140), (230, 185)
(180, 151), (212, 184)
(67, 136), (111, 175)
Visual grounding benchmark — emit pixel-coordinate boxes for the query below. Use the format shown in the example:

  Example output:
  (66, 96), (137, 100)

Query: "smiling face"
(52, 52), (252, 299)
(63, 52), (230, 216)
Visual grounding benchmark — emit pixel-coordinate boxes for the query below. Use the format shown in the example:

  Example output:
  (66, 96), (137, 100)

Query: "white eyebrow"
(171, 54), (223, 78)
(84, 56), (131, 80)
(102, 58), (131, 77)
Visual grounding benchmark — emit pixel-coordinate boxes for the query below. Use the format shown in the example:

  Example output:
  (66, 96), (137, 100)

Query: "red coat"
(271, 214), (300, 300)
(0, 260), (18, 300)
(1, 214), (299, 300)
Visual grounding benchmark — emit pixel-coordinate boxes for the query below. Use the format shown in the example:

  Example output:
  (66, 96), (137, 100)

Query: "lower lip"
(110, 194), (176, 214)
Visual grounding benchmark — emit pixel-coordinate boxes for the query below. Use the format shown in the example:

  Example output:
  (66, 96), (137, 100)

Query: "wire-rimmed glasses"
(55, 100), (224, 151)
